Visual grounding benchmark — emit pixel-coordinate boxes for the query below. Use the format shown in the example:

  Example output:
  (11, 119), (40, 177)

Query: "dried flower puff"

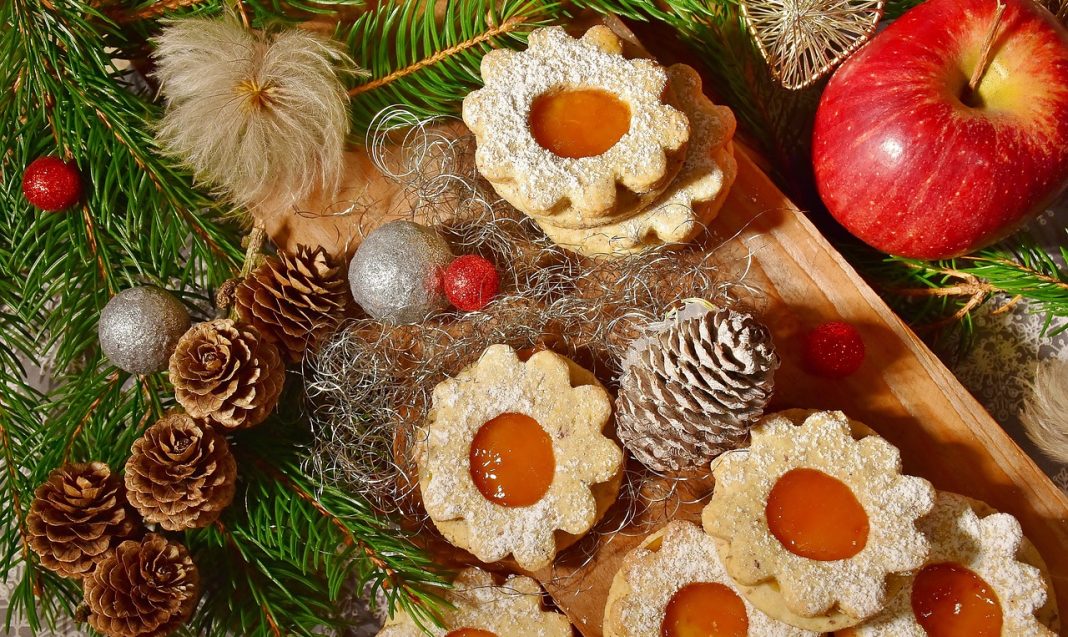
(153, 17), (356, 210)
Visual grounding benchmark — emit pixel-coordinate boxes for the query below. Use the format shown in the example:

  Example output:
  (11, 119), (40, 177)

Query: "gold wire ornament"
(741, 0), (886, 90)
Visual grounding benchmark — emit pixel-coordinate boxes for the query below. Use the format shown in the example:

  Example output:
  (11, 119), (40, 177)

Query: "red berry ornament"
(803, 321), (866, 379)
(23, 157), (82, 211)
(443, 255), (499, 311)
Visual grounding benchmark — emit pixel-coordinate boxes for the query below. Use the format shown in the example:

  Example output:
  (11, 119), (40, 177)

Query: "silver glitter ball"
(98, 286), (191, 374)
(348, 221), (454, 323)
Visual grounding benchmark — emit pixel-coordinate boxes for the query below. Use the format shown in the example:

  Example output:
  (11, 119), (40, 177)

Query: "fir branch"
(854, 232), (1068, 352)
(340, 0), (560, 133)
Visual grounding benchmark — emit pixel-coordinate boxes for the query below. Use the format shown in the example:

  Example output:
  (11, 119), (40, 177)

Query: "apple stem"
(968, 0), (1007, 94)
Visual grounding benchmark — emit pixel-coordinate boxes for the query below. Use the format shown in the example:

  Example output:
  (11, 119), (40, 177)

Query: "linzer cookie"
(377, 567), (572, 636)
(838, 491), (1058, 636)
(462, 26), (689, 224)
(702, 410), (935, 631)
(604, 521), (820, 637)
(415, 344), (624, 570)
(541, 64), (738, 256)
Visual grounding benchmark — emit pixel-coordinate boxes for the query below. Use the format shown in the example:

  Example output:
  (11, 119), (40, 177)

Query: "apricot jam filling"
(765, 468), (869, 561)
(469, 413), (554, 507)
(529, 89), (631, 158)
(660, 582), (749, 637)
(911, 562), (1003, 637)
(444, 629), (497, 637)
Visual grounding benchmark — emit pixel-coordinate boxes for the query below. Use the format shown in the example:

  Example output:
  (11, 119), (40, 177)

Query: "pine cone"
(83, 533), (199, 637)
(125, 413), (237, 531)
(26, 462), (140, 579)
(616, 303), (779, 472)
(235, 245), (348, 362)
(169, 319), (284, 430)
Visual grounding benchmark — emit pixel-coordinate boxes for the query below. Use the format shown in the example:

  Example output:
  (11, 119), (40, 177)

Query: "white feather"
(1021, 358), (1068, 464)
(153, 17), (355, 210)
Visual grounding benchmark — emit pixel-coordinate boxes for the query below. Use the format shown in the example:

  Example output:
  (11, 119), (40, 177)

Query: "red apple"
(813, 0), (1068, 259)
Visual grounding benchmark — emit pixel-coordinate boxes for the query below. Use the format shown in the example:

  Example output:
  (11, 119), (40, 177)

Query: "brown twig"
(348, 15), (529, 98)
(61, 372), (121, 464)
(251, 458), (408, 593)
(112, 0), (211, 23)
(969, 0), (1007, 93)
(212, 521), (284, 637)
(81, 205), (114, 296)
(0, 417), (39, 596)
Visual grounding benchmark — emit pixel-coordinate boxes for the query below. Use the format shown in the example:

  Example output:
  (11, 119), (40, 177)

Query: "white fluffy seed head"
(1021, 358), (1068, 464)
(153, 17), (356, 211)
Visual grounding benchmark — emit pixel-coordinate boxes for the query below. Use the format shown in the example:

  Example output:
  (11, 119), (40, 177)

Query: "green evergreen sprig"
(0, 0), (449, 634)
(340, 0), (560, 133)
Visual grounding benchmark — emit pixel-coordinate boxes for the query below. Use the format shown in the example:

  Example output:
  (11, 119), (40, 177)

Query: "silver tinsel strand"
(304, 109), (763, 578)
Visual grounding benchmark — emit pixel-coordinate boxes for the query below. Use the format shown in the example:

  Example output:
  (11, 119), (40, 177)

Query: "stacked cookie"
(463, 26), (737, 258)
(604, 410), (1060, 636)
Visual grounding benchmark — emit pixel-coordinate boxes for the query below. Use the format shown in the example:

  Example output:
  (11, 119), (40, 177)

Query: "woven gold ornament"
(741, 0), (885, 89)
(235, 244), (348, 362)
(125, 413), (237, 531)
(169, 319), (285, 430)
(26, 462), (140, 579)
(83, 534), (199, 637)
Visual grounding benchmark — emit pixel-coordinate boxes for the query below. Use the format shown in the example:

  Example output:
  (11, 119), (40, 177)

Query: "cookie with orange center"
(702, 410), (936, 632)
(377, 567), (571, 637)
(463, 26), (689, 225)
(604, 521), (821, 637)
(415, 344), (624, 570)
(837, 491), (1058, 637)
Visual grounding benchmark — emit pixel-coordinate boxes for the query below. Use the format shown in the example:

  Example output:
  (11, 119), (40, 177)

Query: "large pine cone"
(616, 303), (779, 472)
(83, 533), (199, 637)
(125, 413), (237, 531)
(26, 462), (140, 579)
(235, 245), (348, 362)
(169, 319), (284, 430)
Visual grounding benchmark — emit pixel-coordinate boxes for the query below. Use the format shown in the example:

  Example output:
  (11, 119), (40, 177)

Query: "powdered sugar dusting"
(462, 26), (689, 219)
(379, 567), (572, 636)
(847, 491), (1055, 636)
(416, 345), (623, 570)
(606, 521), (819, 636)
(702, 411), (936, 619)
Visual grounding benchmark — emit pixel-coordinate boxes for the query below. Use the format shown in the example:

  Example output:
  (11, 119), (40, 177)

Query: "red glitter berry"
(444, 255), (499, 312)
(803, 321), (866, 379)
(22, 157), (82, 211)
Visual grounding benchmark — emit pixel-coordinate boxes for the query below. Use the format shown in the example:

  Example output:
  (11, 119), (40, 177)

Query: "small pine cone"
(26, 462), (140, 579)
(125, 413), (237, 531)
(616, 303), (780, 472)
(235, 245), (349, 362)
(83, 533), (199, 637)
(169, 319), (284, 430)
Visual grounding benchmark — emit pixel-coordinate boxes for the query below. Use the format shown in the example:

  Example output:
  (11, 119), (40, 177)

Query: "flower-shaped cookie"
(605, 521), (821, 637)
(702, 411), (935, 631)
(840, 491), (1057, 636)
(542, 64), (738, 257)
(416, 344), (623, 570)
(463, 26), (689, 223)
(378, 567), (572, 637)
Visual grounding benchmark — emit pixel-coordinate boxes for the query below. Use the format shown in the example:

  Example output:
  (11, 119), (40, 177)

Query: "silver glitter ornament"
(348, 221), (454, 323)
(99, 286), (191, 374)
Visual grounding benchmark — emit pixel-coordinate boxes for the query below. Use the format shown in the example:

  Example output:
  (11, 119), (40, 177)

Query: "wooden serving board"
(530, 144), (1068, 635)
(253, 17), (1068, 635)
